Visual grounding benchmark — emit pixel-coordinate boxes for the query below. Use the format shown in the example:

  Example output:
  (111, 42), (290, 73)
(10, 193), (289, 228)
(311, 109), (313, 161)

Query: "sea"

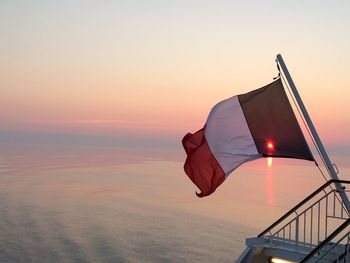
(0, 142), (349, 262)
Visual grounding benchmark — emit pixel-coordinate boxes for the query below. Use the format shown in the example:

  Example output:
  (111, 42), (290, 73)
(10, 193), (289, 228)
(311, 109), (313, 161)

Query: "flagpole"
(276, 54), (350, 212)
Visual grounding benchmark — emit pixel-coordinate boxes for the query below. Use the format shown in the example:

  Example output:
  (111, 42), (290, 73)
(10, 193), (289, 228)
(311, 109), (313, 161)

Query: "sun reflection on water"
(266, 157), (275, 206)
(267, 157), (273, 168)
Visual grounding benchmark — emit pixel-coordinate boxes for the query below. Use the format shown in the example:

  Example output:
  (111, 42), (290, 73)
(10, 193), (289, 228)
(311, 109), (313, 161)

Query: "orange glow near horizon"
(1, 1), (350, 148)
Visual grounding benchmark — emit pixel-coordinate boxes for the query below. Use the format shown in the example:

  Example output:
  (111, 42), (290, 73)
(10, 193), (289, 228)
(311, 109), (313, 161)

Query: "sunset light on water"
(267, 157), (273, 168)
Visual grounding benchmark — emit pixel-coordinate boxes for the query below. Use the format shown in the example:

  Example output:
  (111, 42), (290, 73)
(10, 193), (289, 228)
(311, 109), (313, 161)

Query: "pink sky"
(1, 1), (350, 150)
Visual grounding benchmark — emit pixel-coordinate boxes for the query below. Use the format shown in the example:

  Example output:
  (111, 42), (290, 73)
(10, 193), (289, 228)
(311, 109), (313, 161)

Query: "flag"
(182, 78), (314, 197)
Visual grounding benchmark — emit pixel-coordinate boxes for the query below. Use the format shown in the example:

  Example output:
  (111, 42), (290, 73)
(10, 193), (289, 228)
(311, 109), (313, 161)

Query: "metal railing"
(272, 189), (348, 248)
(259, 180), (350, 251)
(300, 218), (350, 262)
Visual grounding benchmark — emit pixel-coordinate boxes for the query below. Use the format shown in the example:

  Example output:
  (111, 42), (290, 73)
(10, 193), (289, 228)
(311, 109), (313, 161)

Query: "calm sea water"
(0, 143), (349, 262)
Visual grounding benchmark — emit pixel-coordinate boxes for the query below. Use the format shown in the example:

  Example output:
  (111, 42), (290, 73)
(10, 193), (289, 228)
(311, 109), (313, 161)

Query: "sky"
(1, 0), (350, 153)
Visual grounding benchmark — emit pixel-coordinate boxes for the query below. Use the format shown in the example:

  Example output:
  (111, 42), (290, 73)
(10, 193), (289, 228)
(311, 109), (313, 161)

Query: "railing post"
(296, 217), (299, 247)
(347, 234), (350, 261)
(326, 195), (328, 239)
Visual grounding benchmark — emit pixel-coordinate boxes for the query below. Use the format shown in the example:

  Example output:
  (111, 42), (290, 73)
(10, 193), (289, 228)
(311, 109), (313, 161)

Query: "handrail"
(332, 247), (349, 263)
(312, 229), (349, 262)
(270, 189), (335, 244)
(258, 179), (350, 237)
(300, 218), (350, 262)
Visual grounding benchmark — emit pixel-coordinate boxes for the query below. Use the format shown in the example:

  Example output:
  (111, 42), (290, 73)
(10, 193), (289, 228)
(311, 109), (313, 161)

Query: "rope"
(277, 65), (335, 191)
(277, 67), (350, 212)
(276, 60), (348, 215)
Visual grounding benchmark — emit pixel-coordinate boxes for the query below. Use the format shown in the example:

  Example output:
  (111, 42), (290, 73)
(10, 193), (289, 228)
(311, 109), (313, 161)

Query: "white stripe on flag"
(204, 96), (261, 176)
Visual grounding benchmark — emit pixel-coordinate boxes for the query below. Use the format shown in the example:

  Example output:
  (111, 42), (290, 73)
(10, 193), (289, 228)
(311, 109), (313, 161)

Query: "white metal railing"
(255, 180), (350, 262)
(258, 180), (350, 253)
(269, 189), (349, 248)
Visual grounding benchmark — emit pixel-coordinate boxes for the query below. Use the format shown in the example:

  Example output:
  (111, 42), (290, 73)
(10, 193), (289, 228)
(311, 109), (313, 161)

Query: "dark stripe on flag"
(238, 78), (314, 161)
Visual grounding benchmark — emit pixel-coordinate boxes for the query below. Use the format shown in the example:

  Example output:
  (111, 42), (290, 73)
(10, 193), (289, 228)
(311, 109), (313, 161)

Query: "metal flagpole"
(276, 54), (350, 212)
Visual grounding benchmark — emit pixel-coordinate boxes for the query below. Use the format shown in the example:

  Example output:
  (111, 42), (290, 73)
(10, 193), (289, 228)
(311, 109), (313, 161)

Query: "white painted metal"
(266, 188), (348, 247)
(276, 54), (350, 213)
(237, 184), (350, 262)
(234, 247), (252, 263)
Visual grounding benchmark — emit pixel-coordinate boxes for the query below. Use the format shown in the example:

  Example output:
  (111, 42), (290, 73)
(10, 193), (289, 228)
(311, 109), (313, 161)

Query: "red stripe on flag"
(182, 128), (226, 197)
